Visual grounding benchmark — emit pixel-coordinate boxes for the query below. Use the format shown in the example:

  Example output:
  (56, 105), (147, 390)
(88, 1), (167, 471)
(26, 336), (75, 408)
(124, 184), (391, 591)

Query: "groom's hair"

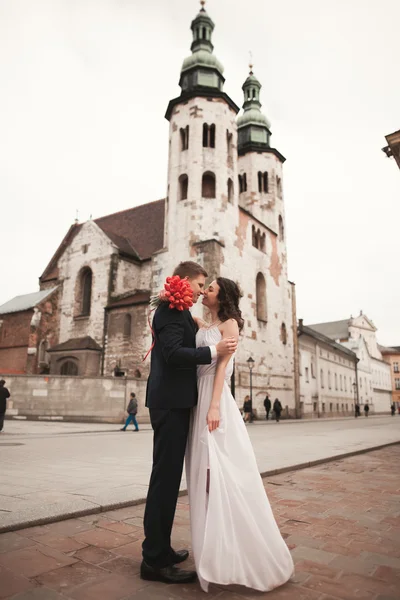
(173, 261), (208, 279)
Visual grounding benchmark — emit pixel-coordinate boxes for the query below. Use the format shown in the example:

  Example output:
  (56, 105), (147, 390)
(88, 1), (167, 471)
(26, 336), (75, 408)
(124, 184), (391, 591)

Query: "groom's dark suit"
(142, 303), (213, 568)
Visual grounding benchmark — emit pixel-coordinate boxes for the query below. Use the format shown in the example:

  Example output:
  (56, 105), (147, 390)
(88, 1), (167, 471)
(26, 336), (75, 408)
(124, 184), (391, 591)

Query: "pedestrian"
(364, 403), (369, 417)
(398, 405), (400, 415)
(273, 398), (282, 422)
(0, 379), (10, 433)
(391, 404), (395, 416)
(264, 393), (271, 420)
(120, 392), (139, 431)
(243, 395), (252, 423)
(355, 403), (360, 418)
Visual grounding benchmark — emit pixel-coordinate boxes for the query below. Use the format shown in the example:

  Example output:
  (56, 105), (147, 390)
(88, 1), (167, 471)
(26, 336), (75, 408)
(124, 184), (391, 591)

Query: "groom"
(141, 261), (237, 584)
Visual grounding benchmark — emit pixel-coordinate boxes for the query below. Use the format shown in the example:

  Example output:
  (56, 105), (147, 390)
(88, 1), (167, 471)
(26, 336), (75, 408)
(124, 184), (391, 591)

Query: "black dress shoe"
(140, 560), (196, 584)
(171, 549), (189, 564)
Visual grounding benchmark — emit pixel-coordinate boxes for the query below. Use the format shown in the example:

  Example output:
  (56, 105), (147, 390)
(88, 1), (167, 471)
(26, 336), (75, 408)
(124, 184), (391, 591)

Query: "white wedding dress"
(186, 326), (294, 593)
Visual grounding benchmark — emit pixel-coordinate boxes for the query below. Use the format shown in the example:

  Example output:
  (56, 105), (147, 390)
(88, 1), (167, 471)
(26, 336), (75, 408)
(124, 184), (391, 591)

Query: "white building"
(307, 312), (392, 414)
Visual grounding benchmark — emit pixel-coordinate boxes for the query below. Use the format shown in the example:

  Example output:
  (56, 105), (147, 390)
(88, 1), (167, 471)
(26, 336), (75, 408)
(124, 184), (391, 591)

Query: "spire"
(179, 2), (224, 94)
(237, 64), (272, 155)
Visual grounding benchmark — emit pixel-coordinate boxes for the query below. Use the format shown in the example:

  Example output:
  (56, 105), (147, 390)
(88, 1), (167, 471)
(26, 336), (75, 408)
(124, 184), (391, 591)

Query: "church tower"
(237, 67), (286, 243)
(158, 1), (240, 289)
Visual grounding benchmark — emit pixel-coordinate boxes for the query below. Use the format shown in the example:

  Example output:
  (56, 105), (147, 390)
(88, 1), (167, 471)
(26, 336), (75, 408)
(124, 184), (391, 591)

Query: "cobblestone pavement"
(1, 446), (399, 600)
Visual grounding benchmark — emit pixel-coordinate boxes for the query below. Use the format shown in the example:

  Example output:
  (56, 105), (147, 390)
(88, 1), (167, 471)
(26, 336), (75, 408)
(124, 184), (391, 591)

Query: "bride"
(186, 277), (294, 593)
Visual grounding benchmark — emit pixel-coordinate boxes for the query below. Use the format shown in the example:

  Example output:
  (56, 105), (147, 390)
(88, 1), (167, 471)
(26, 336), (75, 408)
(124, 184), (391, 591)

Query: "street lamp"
(247, 356), (255, 421)
(352, 382), (357, 416)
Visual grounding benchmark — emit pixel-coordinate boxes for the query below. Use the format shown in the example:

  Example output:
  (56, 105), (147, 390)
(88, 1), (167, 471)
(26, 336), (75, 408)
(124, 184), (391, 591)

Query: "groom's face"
(188, 274), (206, 303)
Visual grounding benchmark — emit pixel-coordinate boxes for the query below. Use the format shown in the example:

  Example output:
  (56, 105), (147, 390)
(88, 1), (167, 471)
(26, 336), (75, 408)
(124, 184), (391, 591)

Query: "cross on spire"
(200, 0), (206, 10)
(249, 51), (254, 75)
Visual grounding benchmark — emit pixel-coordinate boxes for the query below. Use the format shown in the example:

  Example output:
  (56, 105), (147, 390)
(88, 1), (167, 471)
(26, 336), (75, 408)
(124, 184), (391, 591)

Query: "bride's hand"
(207, 406), (220, 432)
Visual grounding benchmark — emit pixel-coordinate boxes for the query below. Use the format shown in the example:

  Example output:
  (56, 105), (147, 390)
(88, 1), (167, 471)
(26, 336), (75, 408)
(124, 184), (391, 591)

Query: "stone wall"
(1, 374), (149, 423)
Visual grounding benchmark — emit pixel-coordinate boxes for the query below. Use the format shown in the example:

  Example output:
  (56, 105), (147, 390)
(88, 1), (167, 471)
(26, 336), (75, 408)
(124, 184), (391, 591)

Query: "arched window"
(256, 273), (267, 322)
(321, 369), (324, 388)
(38, 340), (49, 364)
(258, 171), (262, 192)
(328, 371), (332, 389)
(60, 360), (78, 376)
(252, 224), (256, 247)
(276, 176), (282, 196)
(180, 126), (189, 150)
(227, 178), (233, 203)
(279, 215), (284, 241)
(226, 130), (233, 166)
(340, 374), (343, 390)
(80, 268), (92, 316)
(260, 233), (266, 253)
(202, 172), (216, 198)
(281, 323), (287, 345)
(123, 314), (132, 339)
(239, 174), (243, 193)
(335, 373), (338, 390)
(203, 123), (215, 148)
(311, 356), (315, 378)
(179, 174), (188, 200)
(243, 173), (247, 191)
(263, 172), (269, 193)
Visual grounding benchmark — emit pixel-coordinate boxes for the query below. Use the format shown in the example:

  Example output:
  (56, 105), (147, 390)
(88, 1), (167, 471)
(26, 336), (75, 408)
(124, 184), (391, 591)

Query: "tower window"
(227, 178), (233, 203)
(202, 27), (206, 39)
(281, 323), (287, 345)
(239, 173), (248, 193)
(239, 174), (243, 193)
(179, 174), (188, 201)
(180, 126), (189, 151)
(258, 171), (268, 193)
(203, 123), (215, 148)
(260, 232), (266, 252)
(276, 176), (282, 197)
(278, 215), (284, 241)
(202, 172), (216, 198)
(256, 272), (267, 322)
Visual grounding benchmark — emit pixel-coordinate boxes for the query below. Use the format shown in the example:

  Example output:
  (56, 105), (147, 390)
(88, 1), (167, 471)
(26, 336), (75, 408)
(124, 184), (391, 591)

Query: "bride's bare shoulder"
(220, 318), (239, 338)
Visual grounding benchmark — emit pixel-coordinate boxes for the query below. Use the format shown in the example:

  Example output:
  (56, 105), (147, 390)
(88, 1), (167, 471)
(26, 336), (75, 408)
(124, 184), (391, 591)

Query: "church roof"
(307, 319), (350, 340)
(106, 292), (150, 309)
(40, 199), (165, 283)
(48, 336), (102, 352)
(299, 322), (357, 360)
(0, 287), (57, 315)
(379, 344), (400, 354)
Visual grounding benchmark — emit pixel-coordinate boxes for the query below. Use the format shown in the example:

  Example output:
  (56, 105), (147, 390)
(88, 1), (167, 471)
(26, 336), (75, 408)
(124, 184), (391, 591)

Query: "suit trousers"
(142, 407), (191, 568)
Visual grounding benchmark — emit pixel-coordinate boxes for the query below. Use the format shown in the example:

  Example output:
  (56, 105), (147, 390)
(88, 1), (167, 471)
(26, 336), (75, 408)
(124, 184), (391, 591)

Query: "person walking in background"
(364, 403), (369, 417)
(273, 398), (282, 422)
(243, 395), (252, 423)
(120, 392), (139, 432)
(264, 393), (271, 420)
(355, 403), (361, 418)
(0, 380), (10, 433)
(391, 404), (395, 416)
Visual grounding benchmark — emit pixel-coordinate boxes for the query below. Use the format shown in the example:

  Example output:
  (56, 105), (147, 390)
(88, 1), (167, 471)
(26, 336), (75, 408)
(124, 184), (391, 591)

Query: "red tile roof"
(40, 200), (165, 283)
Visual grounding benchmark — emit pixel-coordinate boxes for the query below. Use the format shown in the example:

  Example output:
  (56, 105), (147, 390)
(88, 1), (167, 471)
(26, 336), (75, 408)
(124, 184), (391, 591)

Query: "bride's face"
(202, 280), (220, 309)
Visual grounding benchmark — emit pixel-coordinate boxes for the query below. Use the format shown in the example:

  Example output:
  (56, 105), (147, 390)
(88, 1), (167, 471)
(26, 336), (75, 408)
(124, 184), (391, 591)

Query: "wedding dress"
(186, 326), (294, 593)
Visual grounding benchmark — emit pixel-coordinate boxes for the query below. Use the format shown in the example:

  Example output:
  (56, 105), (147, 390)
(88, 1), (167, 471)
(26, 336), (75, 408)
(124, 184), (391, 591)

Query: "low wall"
(0, 374), (149, 424)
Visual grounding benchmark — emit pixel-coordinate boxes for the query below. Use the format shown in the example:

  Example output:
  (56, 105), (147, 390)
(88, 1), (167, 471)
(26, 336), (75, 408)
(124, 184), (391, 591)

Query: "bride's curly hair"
(216, 277), (244, 332)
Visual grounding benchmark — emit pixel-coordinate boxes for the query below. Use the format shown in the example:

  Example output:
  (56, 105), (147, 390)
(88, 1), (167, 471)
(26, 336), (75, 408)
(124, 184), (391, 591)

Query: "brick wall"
(0, 311), (33, 373)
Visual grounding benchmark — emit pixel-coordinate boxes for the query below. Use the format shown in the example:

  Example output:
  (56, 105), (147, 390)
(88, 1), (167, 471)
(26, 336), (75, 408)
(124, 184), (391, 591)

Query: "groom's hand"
(216, 337), (237, 356)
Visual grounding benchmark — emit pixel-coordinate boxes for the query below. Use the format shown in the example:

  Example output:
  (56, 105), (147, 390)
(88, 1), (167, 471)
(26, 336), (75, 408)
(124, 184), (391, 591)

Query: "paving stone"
(0, 544), (77, 578)
(72, 545), (114, 565)
(0, 533), (36, 554)
(67, 572), (147, 600)
(95, 520), (140, 536)
(35, 561), (106, 593)
(0, 565), (36, 599)
(98, 555), (141, 577)
(72, 528), (132, 550)
(109, 539), (143, 561)
(8, 589), (70, 600)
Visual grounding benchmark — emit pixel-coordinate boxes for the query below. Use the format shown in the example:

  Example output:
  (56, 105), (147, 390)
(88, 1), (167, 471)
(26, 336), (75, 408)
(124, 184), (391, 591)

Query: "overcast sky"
(0, 0), (399, 344)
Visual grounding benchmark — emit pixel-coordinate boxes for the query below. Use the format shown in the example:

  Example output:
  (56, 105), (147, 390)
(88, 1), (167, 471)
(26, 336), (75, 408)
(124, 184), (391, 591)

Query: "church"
(0, 3), (297, 416)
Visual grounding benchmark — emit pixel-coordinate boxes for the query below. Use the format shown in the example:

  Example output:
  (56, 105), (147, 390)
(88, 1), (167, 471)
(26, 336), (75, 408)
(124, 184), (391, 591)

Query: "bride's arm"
(207, 319), (239, 432)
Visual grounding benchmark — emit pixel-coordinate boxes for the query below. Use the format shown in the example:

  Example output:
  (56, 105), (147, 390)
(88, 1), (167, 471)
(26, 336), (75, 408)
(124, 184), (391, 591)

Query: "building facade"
(307, 312), (392, 413)
(380, 346), (400, 407)
(0, 4), (297, 417)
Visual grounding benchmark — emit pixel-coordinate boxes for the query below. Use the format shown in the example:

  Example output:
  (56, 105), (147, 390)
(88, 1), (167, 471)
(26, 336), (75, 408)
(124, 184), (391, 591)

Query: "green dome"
(181, 49), (224, 75)
(237, 108), (271, 130)
(242, 73), (261, 88)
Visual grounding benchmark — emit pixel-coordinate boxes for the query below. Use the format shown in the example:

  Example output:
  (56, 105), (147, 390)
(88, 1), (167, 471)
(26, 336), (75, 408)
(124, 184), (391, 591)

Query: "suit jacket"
(145, 303), (212, 409)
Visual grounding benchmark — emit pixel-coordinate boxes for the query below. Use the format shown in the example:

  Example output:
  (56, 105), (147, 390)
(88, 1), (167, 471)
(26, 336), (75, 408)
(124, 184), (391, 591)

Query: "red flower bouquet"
(150, 275), (193, 312)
